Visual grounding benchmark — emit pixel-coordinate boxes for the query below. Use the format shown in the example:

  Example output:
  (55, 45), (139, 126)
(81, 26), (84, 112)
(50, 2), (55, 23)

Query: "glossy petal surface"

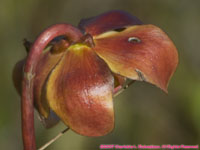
(46, 44), (114, 136)
(79, 10), (142, 36)
(94, 25), (178, 91)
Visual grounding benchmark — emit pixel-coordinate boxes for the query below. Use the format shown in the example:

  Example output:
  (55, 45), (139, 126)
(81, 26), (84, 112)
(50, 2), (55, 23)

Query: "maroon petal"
(78, 10), (142, 36)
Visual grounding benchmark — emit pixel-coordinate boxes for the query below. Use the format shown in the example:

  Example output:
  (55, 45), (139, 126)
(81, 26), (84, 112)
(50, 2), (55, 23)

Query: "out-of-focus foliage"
(0, 0), (200, 149)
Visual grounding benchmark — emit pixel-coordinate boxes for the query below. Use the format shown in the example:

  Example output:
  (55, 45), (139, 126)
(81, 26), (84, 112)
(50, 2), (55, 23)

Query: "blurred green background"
(0, 0), (200, 149)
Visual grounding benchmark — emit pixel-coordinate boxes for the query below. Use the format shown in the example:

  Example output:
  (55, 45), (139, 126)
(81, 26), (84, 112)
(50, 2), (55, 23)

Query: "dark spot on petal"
(113, 27), (126, 32)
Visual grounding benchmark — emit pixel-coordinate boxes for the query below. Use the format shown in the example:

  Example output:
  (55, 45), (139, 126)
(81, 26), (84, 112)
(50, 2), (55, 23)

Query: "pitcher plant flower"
(13, 10), (178, 150)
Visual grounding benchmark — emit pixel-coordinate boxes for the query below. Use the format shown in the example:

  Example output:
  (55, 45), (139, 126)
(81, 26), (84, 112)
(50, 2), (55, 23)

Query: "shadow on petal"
(46, 44), (114, 136)
(34, 50), (65, 117)
(94, 25), (178, 92)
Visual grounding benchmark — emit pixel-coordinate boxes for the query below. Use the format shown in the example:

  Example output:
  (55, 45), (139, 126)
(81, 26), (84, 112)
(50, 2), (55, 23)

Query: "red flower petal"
(34, 50), (64, 117)
(46, 44), (114, 136)
(94, 25), (178, 92)
(78, 10), (142, 36)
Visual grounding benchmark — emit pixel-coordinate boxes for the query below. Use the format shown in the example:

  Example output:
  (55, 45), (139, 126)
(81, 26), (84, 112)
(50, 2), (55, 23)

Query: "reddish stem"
(22, 24), (83, 150)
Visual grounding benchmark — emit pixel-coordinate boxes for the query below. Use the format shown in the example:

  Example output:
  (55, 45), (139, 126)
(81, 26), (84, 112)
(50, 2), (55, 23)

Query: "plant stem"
(37, 80), (135, 150)
(38, 128), (70, 150)
(114, 80), (135, 97)
(22, 24), (83, 150)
